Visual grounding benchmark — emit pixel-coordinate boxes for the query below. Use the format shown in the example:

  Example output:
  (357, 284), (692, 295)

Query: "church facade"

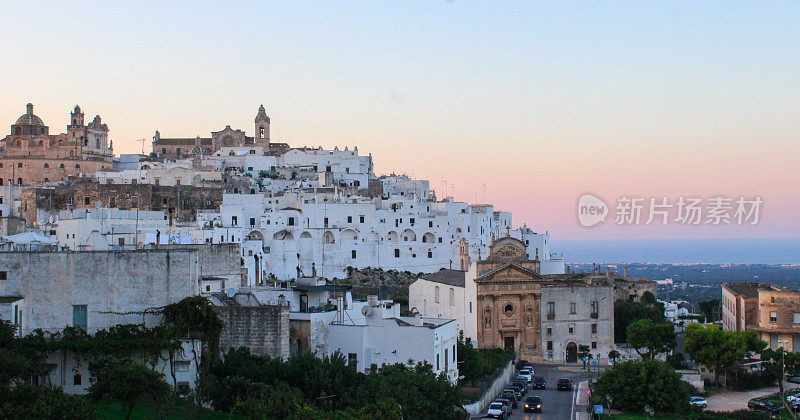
(475, 236), (544, 361)
(473, 236), (628, 364)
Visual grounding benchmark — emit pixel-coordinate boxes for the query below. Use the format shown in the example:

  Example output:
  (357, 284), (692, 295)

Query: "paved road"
(479, 364), (594, 420)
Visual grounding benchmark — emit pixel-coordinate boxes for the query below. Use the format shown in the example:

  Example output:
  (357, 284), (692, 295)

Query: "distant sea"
(553, 238), (800, 265)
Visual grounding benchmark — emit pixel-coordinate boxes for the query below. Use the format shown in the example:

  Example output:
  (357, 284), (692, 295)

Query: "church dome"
(15, 103), (44, 126)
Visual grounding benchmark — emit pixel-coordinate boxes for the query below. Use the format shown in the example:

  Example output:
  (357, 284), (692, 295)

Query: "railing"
(547, 313), (555, 320)
(591, 312), (599, 319)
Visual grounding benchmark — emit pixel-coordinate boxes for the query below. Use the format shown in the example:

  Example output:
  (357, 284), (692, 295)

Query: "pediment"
(475, 263), (541, 283)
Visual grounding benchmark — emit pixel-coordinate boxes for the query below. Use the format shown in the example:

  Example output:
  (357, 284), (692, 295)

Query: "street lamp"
(778, 340), (796, 420)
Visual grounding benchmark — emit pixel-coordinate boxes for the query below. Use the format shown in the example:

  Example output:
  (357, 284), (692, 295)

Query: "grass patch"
(96, 399), (242, 420)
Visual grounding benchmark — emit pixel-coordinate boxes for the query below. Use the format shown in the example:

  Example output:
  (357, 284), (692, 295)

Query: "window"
(546, 302), (555, 318)
(288, 217), (295, 226)
(794, 313), (800, 324)
(546, 327), (552, 335)
(176, 178), (181, 186)
(249, 217), (256, 226)
(231, 216), (238, 226)
(154, 178), (160, 186)
(175, 360), (190, 372)
(348, 353), (358, 369)
(162, 148), (167, 155)
(770, 311), (778, 324)
(109, 197), (116, 207)
(360, 215), (365, 223)
(590, 301), (599, 317)
(568, 325), (574, 334)
(394, 249), (400, 258)
(436, 353), (440, 370)
(449, 288), (455, 306)
(324, 217), (329, 227)
(0, 271), (6, 280)
(591, 323), (597, 334)
(547, 341), (553, 351)
(469, 301), (472, 313)
(347, 216), (353, 223)
(176, 148), (181, 156)
(435, 286), (440, 303)
(72, 305), (88, 330)
(118, 238), (125, 246)
(570, 302), (577, 314)
(131, 197), (138, 208)
(428, 250), (433, 258)
(73, 374), (82, 386)
(351, 250), (357, 259)
(591, 341), (597, 349)
(84, 196), (91, 205)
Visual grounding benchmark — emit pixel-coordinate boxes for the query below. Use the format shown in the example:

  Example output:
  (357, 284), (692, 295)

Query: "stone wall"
(217, 304), (289, 358)
(0, 249), (200, 334)
(20, 180), (222, 224)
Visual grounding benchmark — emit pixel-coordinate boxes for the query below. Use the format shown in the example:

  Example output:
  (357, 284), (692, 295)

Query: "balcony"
(546, 313), (555, 320)
(590, 312), (599, 319)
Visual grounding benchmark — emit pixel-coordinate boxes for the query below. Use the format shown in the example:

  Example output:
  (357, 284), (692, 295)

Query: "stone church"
(151, 105), (289, 160)
(0, 103), (114, 186)
(472, 235), (649, 364)
(475, 236), (544, 361)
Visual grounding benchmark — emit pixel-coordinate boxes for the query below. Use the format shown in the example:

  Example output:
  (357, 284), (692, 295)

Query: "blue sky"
(1, 1), (798, 240)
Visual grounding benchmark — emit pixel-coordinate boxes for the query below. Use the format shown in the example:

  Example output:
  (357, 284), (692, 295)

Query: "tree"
(614, 298), (665, 343)
(0, 383), (96, 420)
(89, 360), (172, 420)
(626, 319), (676, 360)
(608, 350), (620, 364)
(592, 360), (689, 414)
(683, 323), (765, 384)
(352, 362), (462, 419)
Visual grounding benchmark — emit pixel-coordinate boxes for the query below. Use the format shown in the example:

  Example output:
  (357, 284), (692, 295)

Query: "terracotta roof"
(419, 269), (466, 288)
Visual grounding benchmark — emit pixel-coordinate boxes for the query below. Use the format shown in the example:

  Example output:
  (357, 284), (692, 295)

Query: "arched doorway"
(566, 342), (578, 363)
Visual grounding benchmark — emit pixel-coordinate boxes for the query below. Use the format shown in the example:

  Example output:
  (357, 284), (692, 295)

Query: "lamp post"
(778, 340), (796, 420)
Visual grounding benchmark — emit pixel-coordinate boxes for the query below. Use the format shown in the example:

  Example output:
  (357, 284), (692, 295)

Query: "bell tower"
(70, 105), (84, 127)
(254, 104), (270, 148)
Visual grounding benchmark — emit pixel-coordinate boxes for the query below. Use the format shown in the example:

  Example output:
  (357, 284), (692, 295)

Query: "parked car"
(557, 378), (573, 391)
(531, 376), (547, 389)
(689, 396), (708, 408)
(747, 398), (781, 415)
(513, 379), (528, 394)
(524, 396), (543, 413)
(518, 369), (533, 382)
(511, 382), (527, 396)
(487, 401), (506, 419)
(501, 391), (518, 408)
(496, 398), (513, 415)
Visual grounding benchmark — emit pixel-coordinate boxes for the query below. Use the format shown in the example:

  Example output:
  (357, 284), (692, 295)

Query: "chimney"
(367, 295), (379, 307)
(624, 267), (629, 278)
(336, 295), (344, 324)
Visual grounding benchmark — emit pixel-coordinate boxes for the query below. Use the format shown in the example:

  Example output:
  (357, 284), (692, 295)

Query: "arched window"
(434, 286), (440, 303)
(75, 164), (80, 169)
(17, 178), (22, 185)
(59, 164), (65, 169)
(43, 163), (49, 169)
(17, 163), (22, 168)
(43, 178), (49, 182)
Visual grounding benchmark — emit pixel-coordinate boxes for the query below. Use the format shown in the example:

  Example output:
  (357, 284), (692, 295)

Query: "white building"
(206, 190), (563, 283)
(408, 269), (472, 338)
(327, 300), (459, 382)
(379, 174), (431, 199)
(55, 208), (171, 250)
(95, 159), (221, 187)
